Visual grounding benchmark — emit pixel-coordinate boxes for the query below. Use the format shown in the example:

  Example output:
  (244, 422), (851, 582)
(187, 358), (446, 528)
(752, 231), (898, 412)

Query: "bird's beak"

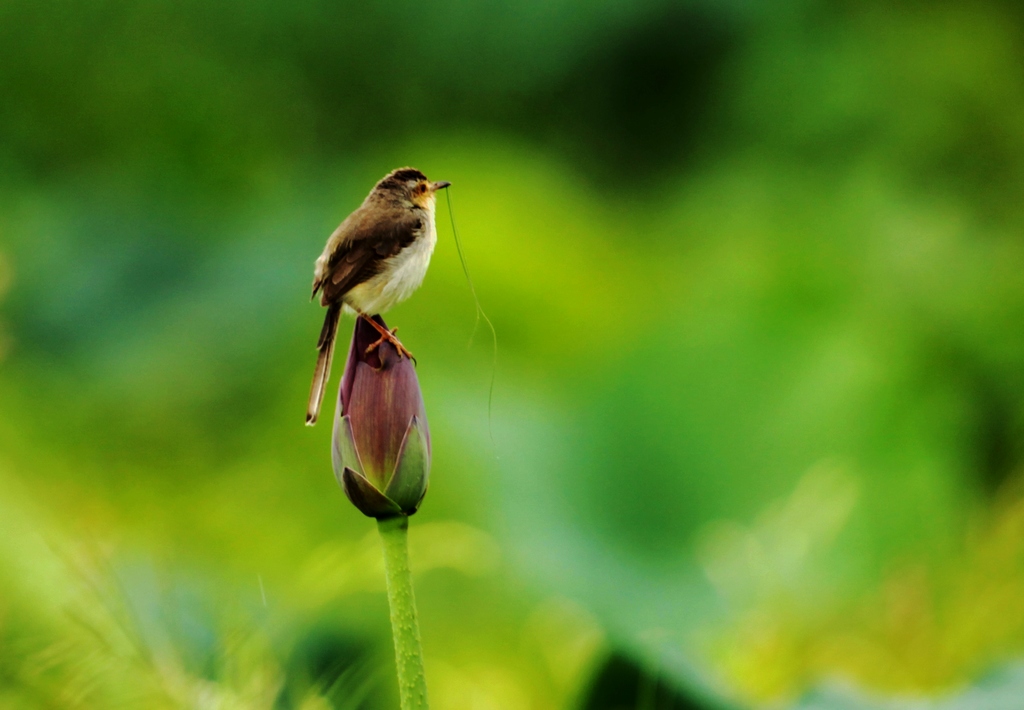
(432, 181), (452, 191)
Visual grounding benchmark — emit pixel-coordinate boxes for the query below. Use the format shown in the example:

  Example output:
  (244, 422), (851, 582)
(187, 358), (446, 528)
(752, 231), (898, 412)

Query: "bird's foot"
(362, 316), (416, 362)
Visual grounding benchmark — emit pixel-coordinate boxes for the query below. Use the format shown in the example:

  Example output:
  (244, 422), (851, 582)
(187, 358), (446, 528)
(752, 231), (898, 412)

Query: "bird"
(306, 167), (451, 425)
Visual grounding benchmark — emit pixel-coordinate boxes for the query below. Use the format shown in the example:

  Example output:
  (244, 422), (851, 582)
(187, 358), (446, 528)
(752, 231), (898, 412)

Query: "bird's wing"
(314, 207), (423, 304)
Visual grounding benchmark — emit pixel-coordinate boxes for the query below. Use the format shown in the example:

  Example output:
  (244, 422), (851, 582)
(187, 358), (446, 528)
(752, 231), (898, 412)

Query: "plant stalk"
(377, 514), (429, 710)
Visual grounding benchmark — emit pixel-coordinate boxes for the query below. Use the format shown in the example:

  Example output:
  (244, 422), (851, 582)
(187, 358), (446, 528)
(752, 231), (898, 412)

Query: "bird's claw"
(365, 324), (415, 362)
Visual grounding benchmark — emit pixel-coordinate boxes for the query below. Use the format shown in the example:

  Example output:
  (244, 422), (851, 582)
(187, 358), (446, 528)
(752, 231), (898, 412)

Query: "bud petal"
(385, 415), (431, 513)
(340, 466), (402, 518)
(343, 324), (426, 489)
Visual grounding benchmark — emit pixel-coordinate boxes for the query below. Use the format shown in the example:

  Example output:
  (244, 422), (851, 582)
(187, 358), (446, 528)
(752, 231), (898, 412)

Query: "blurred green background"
(3, 1), (1024, 708)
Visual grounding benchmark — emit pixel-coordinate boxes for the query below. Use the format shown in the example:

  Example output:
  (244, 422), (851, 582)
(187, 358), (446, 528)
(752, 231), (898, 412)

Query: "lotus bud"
(332, 316), (431, 518)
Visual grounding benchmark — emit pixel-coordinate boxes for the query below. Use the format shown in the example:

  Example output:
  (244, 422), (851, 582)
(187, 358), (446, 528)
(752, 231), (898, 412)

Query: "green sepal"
(332, 414), (364, 489)
(340, 467), (402, 519)
(385, 415), (430, 514)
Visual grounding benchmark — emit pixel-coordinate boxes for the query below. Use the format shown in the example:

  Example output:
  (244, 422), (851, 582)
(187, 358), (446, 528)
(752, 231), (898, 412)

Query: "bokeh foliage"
(3, 1), (1024, 708)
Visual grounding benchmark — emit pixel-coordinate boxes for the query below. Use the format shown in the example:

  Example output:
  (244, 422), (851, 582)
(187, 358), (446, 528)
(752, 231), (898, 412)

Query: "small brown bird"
(306, 167), (450, 425)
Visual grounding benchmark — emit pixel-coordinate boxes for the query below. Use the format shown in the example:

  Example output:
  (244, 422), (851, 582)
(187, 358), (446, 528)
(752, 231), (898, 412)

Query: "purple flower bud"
(332, 316), (431, 518)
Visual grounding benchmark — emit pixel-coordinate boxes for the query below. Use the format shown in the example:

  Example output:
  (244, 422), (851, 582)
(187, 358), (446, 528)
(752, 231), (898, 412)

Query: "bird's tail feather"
(306, 302), (342, 426)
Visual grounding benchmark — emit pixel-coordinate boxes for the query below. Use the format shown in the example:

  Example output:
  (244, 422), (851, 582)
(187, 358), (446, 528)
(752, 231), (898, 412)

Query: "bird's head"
(372, 167), (451, 209)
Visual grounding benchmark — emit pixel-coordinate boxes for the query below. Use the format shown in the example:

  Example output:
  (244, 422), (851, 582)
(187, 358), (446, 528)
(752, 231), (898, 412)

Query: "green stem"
(377, 514), (429, 710)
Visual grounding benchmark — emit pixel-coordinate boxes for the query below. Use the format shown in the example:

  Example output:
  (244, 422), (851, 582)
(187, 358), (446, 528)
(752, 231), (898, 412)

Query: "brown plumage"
(306, 167), (450, 425)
